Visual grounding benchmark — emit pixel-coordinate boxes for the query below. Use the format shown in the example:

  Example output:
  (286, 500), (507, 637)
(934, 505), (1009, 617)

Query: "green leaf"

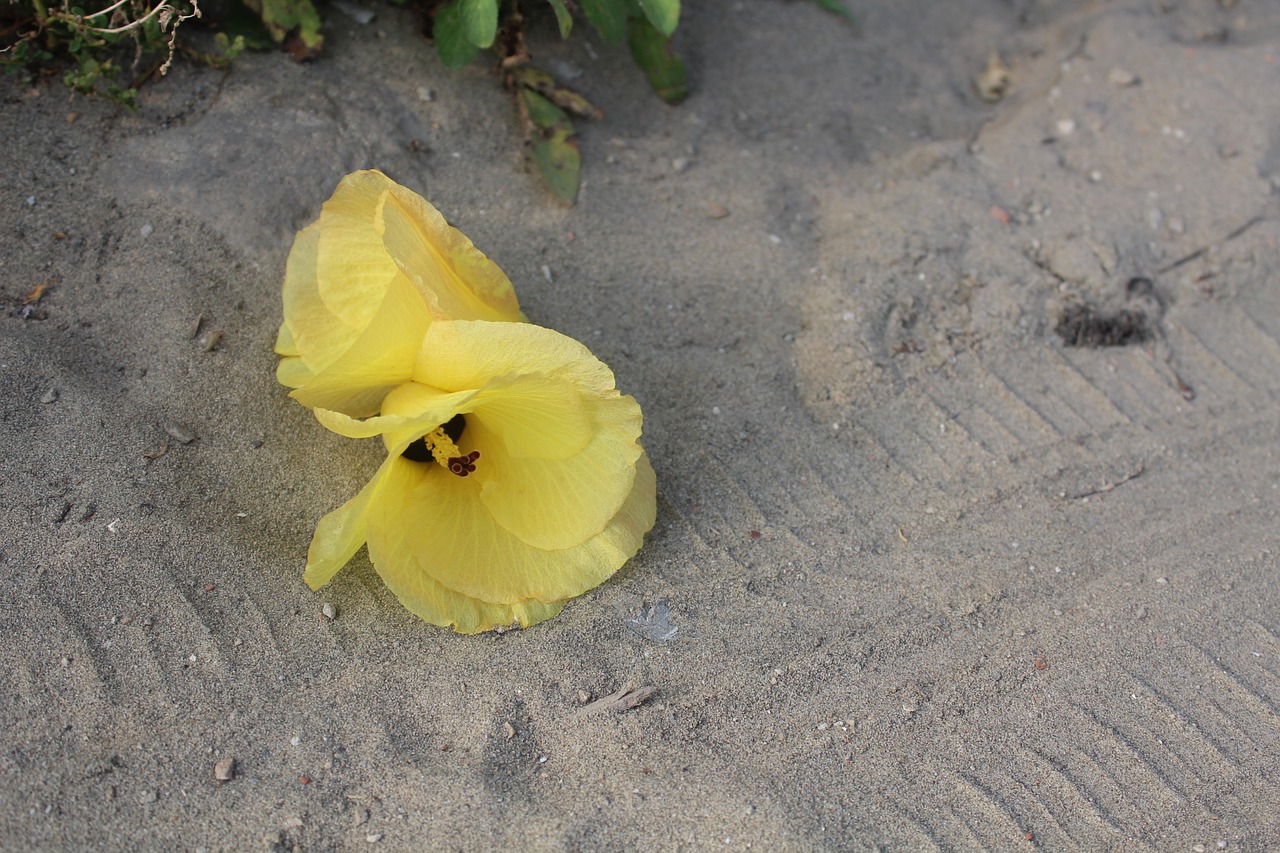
(511, 66), (601, 118)
(580, 0), (627, 43)
(460, 0), (498, 48)
(803, 0), (858, 28)
(520, 89), (580, 203)
(522, 86), (570, 130)
(433, 0), (482, 67)
(627, 15), (686, 104)
(637, 0), (678, 37)
(544, 0), (573, 39)
(240, 0), (324, 49)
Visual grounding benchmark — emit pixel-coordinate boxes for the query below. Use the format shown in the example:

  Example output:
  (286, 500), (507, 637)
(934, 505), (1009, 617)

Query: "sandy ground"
(3, 0), (1280, 848)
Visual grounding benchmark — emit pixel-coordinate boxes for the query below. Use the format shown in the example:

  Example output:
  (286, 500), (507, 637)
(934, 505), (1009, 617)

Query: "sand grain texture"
(3, 0), (1279, 849)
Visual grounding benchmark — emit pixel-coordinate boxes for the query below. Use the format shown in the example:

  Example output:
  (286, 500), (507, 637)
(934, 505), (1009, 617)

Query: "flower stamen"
(402, 414), (479, 477)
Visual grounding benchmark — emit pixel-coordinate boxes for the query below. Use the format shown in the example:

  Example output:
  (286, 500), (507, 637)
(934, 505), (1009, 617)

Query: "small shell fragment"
(201, 330), (224, 352)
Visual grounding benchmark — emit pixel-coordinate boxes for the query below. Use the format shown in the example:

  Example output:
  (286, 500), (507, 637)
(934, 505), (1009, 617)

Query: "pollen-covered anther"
(447, 450), (480, 477)
(416, 424), (480, 477)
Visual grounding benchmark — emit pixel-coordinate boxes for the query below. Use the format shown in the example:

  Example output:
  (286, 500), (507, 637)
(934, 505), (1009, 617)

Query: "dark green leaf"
(627, 15), (686, 104)
(637, 0), (678, 37)
(544, 0), (573, 39)
(520, 89), (580, 203)
(460, 0), (498, 48)
(215, 0), (276, 51)
(521, 86), (571, 131)
(433, 0), (482, 67)
(803, 0), (858, 28)
(580, 0), (627, 43)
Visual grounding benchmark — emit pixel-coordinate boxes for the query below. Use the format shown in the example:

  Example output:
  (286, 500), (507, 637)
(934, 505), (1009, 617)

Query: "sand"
(3, 0), (1279, 848)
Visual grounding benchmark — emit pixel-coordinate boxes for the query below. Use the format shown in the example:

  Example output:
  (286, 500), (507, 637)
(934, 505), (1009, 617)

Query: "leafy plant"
(2, 0), (227, 106)
(433, 0), (681, 94)
(429, 0), (684, 202)
(4, 0), (857, 200)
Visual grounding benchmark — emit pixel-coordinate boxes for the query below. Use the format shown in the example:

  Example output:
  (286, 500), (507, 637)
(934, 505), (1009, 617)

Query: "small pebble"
(290, 736), (301, 746)
(671, 157), (690, 174)
(322, 603), (336, 620)
(26, 196), (36, 206)
(214, 757), (235, 781)
(541, 265), (553, 283)
(40, 388), (59, 404)
(353, 809), (369, 826)
(140, 224), (153, 238)
(1108, 67), (1139, 87)
(366, 834), (383, 843)
(576, 689), (591, 704)
(703, 203), (729, 219)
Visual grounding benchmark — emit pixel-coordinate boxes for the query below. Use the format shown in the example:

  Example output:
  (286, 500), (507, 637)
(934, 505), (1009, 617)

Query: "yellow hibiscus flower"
(274, 170), (524, 417)
(300, 320), (657, 633)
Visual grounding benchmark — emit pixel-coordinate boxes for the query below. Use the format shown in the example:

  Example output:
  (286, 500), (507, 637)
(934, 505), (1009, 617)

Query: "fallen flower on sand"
(301, 320), (656, 633)
(277, 172), (655, 632)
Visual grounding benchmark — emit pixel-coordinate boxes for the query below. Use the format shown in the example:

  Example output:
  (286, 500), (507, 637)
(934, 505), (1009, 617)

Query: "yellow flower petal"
(378, 181), (525, 323)
(401, 321), (646, 549)
(314, 384), (476, 449)
(364, 452), (656, 630)
(275, 355), (314, 391)
(311, 171), (408, 335)
(282, 216), (395, 377)
(302, 452), (399, 590)
(414, 318), (618, 397)
(278, 171), (524, 414)
(286, 275), (433, 416)
(467, 384), (642, 550)
(274, 321), (299, 357)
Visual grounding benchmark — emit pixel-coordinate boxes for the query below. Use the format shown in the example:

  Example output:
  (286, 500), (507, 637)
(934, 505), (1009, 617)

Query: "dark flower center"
(401, 413), (479, 476)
